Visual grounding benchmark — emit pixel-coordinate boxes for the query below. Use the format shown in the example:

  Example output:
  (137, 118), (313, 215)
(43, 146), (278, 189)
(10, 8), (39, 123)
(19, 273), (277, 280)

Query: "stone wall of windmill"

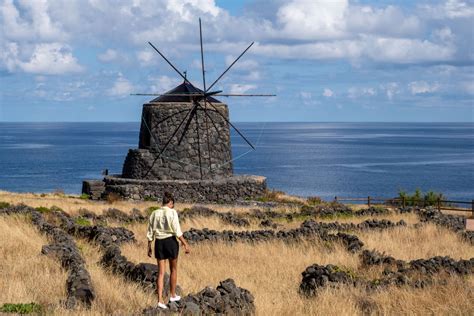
(122, 102), (233, 180)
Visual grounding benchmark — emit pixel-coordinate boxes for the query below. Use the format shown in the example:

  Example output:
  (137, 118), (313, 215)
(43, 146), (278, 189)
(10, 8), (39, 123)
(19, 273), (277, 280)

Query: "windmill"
(123, 18), (275, 181)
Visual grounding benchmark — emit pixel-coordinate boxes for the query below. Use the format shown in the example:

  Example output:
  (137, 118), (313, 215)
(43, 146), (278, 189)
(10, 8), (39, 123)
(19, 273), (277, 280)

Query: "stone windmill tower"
(122, 80), (233, 180)
(84, 18), (273, 202)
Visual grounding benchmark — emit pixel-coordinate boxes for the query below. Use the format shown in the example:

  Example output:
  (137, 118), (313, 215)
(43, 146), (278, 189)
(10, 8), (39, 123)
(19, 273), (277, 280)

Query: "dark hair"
(162, 192), (175, 205)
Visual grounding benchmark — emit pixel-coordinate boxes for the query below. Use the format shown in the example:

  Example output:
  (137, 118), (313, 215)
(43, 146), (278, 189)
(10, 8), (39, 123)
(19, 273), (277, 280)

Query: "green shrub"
(35, 206), (51, 213)
(145, 206), (160, 216)
(399, 189), (446, 207)
(307, 196), (323, 205)
(79, 193), (90, 200)
(0, 201), (10, 209)
(0, 303), (42, 314)
(144, 196), (157, 202)
(74, 217), (91, 226)
(49, 206), (63, 212)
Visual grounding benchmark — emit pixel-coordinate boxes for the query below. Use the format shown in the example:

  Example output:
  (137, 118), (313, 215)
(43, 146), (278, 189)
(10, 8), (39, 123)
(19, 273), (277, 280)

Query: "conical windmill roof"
(151, 80), (221, 103)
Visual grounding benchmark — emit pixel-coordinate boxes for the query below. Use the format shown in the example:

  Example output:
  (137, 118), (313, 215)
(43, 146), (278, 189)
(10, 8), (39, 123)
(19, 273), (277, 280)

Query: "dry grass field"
(1, 191), (473, 315)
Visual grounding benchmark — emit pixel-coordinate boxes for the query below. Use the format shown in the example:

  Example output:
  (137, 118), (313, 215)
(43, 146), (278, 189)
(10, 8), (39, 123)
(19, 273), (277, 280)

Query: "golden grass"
(359, 224), (474, 260)
(2, 192), (473, 315)
(0, 215), (67, 311)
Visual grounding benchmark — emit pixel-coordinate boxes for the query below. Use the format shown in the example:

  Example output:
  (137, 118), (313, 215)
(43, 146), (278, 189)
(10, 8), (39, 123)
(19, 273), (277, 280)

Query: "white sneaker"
(157, 302), (168, 309)
(169, 295), (181, 302)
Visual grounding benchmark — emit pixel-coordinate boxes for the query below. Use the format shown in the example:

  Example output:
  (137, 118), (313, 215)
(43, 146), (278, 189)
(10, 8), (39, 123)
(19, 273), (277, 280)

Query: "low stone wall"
(82, 180), (105, 200)
(103, 174), (267, 203)
(1, 205), (95, 308)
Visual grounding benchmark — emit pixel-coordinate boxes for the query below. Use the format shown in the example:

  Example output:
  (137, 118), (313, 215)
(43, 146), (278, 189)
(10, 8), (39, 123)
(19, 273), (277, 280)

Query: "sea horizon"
(1, 121), (473, 201)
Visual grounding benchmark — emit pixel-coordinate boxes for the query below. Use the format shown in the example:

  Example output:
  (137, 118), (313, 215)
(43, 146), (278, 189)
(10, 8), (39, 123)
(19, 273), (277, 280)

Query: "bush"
(144, 196), (158, 202)
(35, 206), (51, 213)
(399, 189), (446, 207)
(307, 196), (323, 205)
(145, 206), (160, 216)
(0, 201), (10, 209)
(0, 303), (42, 314)
(74, 217), (91, 226)
(79, 193), (90, 200)
(52, 188), (65, 196)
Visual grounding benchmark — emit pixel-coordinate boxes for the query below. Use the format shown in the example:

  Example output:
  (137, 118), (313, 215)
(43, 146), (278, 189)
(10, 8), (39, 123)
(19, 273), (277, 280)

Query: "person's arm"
(171, 210), (190, 254)
(178, 235), (190, 254)
(146, 212), (155, 257)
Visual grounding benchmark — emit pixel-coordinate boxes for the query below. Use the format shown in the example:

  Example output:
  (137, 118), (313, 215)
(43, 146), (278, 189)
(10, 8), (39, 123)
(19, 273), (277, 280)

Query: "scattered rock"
(143, 279), (254, 315)
(299, 264), (356, 297)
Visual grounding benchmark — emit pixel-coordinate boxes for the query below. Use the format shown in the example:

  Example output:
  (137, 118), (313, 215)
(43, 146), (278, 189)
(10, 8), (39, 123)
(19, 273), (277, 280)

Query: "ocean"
(0, 122), (473, 201)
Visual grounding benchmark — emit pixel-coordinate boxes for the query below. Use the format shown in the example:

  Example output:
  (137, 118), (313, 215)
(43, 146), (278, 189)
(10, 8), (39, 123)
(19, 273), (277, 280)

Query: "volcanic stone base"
(82, 180), (106, 200)
(103, 175), (267, 203)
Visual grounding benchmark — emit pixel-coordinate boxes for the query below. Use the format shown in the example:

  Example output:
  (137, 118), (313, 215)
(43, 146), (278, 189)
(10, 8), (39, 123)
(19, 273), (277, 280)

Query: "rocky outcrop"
(299, 264), (356, 297)
(143, 279), (255, 315)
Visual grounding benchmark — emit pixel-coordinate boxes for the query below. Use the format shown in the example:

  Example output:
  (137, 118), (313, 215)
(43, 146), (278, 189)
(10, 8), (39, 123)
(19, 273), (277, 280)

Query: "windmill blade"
(143, 106), (194, 178)
(206, 42), (254, 92)
(216, 94), (277, 97)
(148, 42), (188, 83)
(204, 99), (255, 150)
(198, 102), (221, 134)
(194, 106), (203, 179)
(199, 18), (207, 92)
(177, 103), (199, 146)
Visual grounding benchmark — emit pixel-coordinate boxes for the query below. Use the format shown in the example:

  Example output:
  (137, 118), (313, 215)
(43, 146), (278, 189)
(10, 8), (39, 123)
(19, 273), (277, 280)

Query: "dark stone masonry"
(101, 174), (266, 203)
(126, 102), (233, 180)
(82, 85), (267, 202)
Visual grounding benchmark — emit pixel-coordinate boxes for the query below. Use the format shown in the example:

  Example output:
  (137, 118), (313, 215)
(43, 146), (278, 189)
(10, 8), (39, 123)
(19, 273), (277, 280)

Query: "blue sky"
(0, 0), (473, 122)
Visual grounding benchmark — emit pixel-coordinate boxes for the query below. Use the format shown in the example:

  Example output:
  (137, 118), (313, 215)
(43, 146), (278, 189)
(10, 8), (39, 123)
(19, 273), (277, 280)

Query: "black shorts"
(154, 236), (179, 260)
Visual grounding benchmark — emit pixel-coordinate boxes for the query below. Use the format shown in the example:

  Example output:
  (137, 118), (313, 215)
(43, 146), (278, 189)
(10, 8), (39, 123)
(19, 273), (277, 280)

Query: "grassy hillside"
(0, 191), (473, 315)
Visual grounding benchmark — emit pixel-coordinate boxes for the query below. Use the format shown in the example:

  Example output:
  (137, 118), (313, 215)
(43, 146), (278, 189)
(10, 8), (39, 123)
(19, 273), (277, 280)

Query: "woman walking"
(147, 192), (190, 309)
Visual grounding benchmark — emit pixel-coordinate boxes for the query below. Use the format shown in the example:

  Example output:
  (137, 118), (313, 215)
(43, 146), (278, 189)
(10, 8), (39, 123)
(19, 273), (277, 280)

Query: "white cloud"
(462, 81), (474, 95)
(408, 81), (440, 94)
(229, 84), (257, 94)
(0, 0), (67, 41)
(347, 87), (377, 98)
(254, 36), (455, 64)
(107, 74), (135, 97)
(277, 0), (348, 40)
(299, 91), (320, 105)
(225, 55), (259, 71)
(19, 43), (83, 75)
(137, 50), (156, 65)
(243, 71), (261, 81)
(381, 82), (399, 100)
(323, 88), (334, 97)
(98, 49), (119, 62)
(148, 75), (178, 92)
(433, 27), (455, 42)
(422, 0), (474, 19)
(348, 5), (421, 37)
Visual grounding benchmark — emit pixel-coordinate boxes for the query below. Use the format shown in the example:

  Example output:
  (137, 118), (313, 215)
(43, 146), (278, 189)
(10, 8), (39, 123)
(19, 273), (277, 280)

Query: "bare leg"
(169, 257), (178, 297)
(157, 259), (166, 304)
